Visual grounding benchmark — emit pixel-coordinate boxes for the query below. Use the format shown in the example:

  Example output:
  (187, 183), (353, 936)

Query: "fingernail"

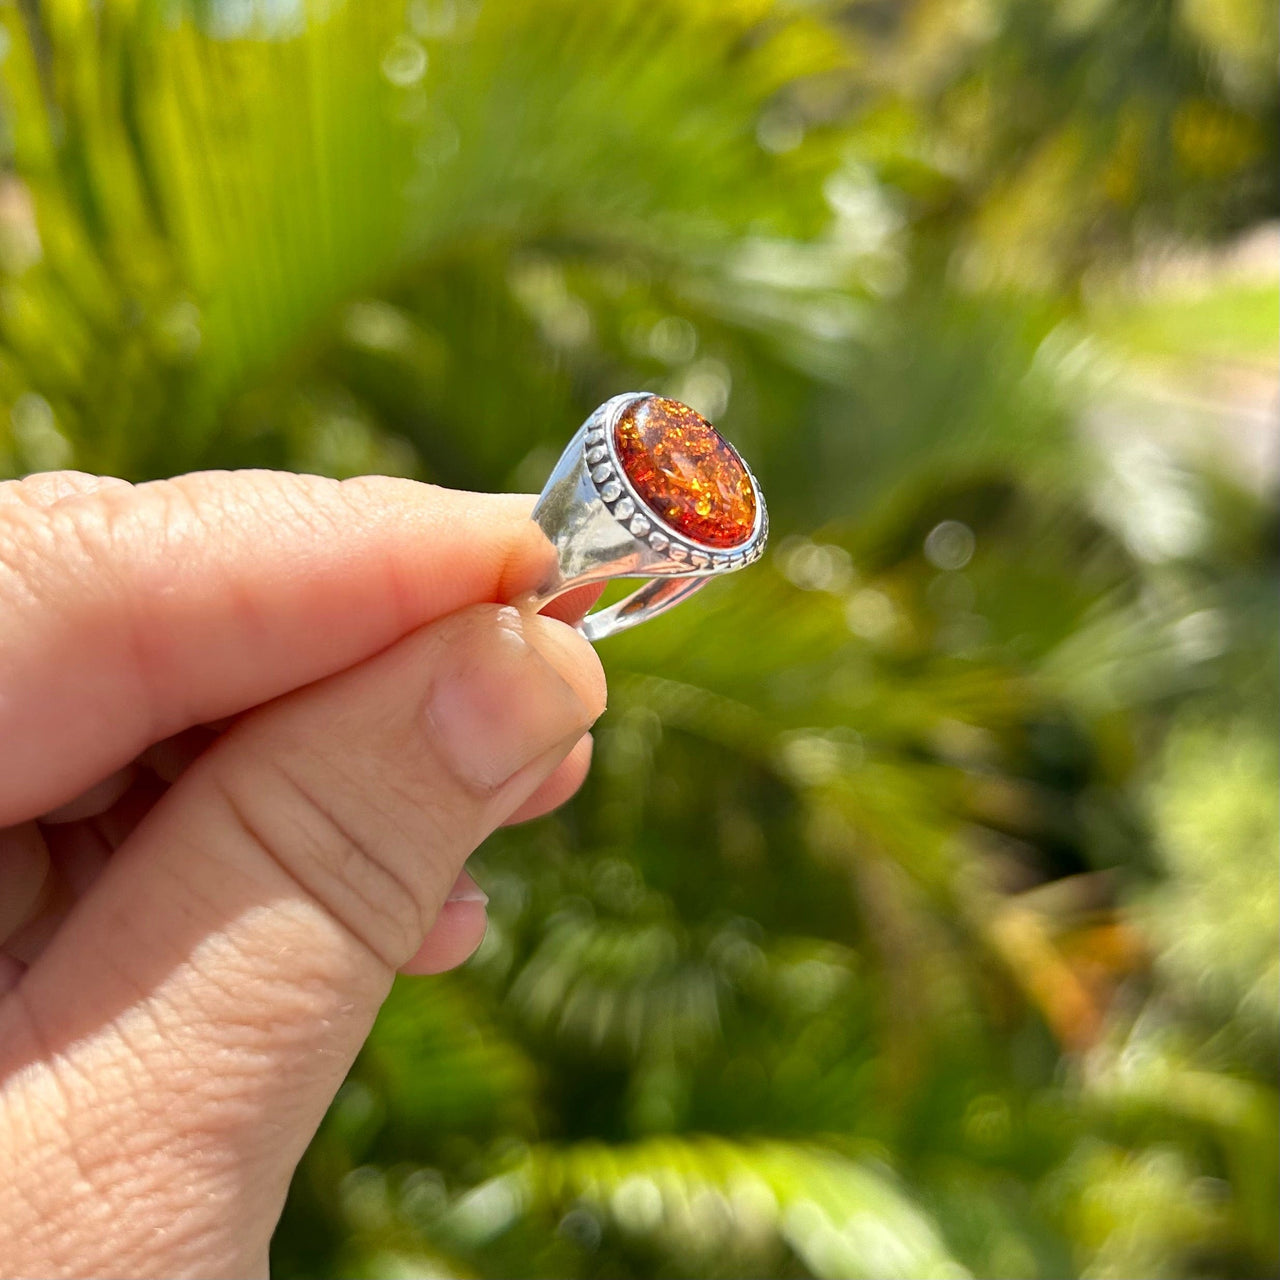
(445, 870), (489, 905)
(426, 607), (603, 793)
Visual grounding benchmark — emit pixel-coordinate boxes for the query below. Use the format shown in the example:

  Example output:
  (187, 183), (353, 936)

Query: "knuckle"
(0, 505), (39, 610)
(211, 746), (441, 968)
(0, 479), (144, 609)
(0, 501), (121, 640)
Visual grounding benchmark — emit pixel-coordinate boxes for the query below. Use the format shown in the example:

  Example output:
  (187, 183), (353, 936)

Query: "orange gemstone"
(614, 397), (756, 548)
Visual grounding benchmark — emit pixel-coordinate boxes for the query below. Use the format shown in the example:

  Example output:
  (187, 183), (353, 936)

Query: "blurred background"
(1, 1), (1276, 1276)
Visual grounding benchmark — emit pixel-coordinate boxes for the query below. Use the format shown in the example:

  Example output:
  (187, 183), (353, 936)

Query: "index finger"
(0, 470), (555, 824)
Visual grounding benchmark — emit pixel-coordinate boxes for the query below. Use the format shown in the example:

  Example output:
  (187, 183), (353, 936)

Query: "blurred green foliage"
(1, 1), (1276, 1276)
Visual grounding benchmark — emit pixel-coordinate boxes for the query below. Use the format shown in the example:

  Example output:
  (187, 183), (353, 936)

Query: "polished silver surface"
(515, 392), (768, 641)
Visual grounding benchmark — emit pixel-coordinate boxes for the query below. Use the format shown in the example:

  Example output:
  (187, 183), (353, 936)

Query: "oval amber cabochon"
(612, 396), (757, 548)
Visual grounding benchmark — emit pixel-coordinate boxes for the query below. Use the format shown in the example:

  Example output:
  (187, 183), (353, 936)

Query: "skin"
(0, 469), (608, 1278)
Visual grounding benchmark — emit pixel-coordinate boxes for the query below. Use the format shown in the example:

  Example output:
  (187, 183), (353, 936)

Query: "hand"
(0, 469), (606, 1278)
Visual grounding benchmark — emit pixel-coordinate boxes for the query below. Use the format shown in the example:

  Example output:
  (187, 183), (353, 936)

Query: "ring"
(516, 393), (768, 641)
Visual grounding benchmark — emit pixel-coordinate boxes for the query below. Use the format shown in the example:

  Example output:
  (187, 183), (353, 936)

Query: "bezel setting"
(520, 391), (770, 642)
(581, 392), (768, 571)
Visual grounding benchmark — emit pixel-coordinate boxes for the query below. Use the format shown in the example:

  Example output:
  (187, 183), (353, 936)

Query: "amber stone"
(613, 397), (756, 548)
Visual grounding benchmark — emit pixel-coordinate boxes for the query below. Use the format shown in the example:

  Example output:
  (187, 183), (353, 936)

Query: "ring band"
(516, 392), (768, 641)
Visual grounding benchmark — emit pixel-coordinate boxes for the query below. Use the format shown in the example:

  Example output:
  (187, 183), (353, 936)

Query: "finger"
(501, 733), (594, 825)
(393, 737), (600, 980)
(0, 823), (50, 941)
(538, 580), (606, 626)
(10, 773), (185, 975)
(42, 817), (112, 897)
(2, 804), (139, 970)
(14, 776), (169, 972)
(0, 471), (132, 507)
(2, 883), (69, 964)
(395, 737), (600, 983)
(75, 771), (168, 854)
(398, 870), (490, 976)
(0, 605), (605, 1278)
(0, 471), (555, 824)
(0, 953), (23, 998)
(38, 766), (137, 823)
(140, 726), (221, 784)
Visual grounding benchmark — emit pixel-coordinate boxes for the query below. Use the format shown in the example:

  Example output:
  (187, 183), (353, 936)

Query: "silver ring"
(516, 392), (768, 642)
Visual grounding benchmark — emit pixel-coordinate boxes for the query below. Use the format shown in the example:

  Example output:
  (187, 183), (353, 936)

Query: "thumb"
(0, 604), (605, 1280)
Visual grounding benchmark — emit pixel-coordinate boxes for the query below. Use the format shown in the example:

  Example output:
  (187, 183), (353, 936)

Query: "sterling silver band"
(515, 392), (768, 642)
